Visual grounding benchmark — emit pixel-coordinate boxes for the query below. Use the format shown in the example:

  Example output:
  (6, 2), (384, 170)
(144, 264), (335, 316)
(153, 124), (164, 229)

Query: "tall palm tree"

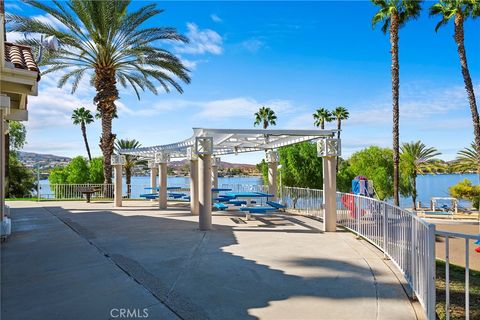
(331, 106), (349, 140)
(452, 143), (478, 173)
(254, 106), (277, 129)
(430, 0), (480, 174)
(400, 141), (441, 210)
(313, 108), (333, 130)
(114, 139), (145, 198)
(371, 0), (422, 206)
(72, 107), (94, 161)
(8, 0), (191, 187)
(331, 106), (349, 172)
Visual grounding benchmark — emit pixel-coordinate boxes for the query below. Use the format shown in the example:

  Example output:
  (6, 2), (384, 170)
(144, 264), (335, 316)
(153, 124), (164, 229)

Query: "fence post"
(356, 195), (361, 237)
(410, 217), (416, 299)
(427, 223), (436, 320)
(383, 202), (388, 258)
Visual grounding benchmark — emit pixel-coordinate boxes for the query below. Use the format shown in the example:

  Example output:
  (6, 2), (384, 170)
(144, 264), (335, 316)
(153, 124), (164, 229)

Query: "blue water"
(399, 173), (477, 208)
(39, 173), (478, 208)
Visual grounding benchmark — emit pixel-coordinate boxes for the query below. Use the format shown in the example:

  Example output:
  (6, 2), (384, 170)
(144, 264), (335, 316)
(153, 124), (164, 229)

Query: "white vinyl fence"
(278, 186), (479, 320)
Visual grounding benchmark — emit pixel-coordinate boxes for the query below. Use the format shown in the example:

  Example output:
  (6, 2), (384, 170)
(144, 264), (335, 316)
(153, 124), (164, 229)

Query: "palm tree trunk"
(454, 13), (480, 174)
(81, 122), (92, 161)
(412, 171), (417, 211)
(321, 122), (324, 130)
(94, 67), (118, 189)
(390, 13), (400, 206)
(336, 119), (341, 173)
(263, 120), (268, 129)
(126, 168), (131, 199)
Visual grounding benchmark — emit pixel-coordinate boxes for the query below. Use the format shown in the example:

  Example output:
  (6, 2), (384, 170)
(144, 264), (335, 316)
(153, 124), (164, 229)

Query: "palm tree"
(371, 0), (422, 206)
(331, 106), (349, 172)
(331, 106), (349, 140)
(313, 108), (333, 130)
(114, 139), (146, 198)
(430, 0), (480, 174)
(8, 0), (191, 187)
(452, 143), (478, 173)
(254, 107), (277, 129)
(72, 107), (94, 161)
(400, 141), (441, 210)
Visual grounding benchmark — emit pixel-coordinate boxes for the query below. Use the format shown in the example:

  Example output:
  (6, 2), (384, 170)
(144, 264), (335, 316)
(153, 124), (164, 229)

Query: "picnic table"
(76, 186), (101, 203)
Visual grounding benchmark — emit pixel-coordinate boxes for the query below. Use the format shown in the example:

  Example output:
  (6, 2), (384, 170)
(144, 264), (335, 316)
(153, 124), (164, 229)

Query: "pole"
(0, 109), (5, 221)
(199, 154), (212, 230)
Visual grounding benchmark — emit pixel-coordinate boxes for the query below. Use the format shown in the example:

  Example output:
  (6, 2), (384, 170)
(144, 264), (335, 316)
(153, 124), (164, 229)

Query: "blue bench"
(214, 197), (230, 203)
(214, 203), (228, 210)
(145, 195), (158, 199)
(267, 201), (286, 210)
(227, 200), (247, 206)
(218, 195), (235, 200)
(240, 207), (276, 214)
(183, 196), (190, 201)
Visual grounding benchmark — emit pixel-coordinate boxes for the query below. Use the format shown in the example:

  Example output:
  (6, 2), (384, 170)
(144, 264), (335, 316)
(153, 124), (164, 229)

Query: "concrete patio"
(1, 201), (422, 320)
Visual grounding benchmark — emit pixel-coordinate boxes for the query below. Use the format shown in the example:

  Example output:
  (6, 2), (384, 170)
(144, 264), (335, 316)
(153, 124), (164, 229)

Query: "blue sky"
(5, 0), (480, 164)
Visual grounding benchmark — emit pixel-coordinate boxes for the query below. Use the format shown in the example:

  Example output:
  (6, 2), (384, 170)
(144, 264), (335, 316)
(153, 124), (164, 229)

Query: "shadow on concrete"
(3, 205), (412, 320)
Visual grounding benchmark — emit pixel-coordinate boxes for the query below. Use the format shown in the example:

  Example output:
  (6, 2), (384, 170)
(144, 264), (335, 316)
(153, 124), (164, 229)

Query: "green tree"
(430, 0), (480, 173)
(349, 146), (394, 200)
(8, 121), (26, 150)
(449, 179), (480, 209)
(278, 142), (323, 189)
(254, 106), (277, 129)
(331, 106), (349, 140)
(72, 107), (94, 161)
(452, 143), (478, 173)
(313, 108), (333, 130)
(9, 0), (191, 186)
(114, 139), (146, 198)
(6, 153), (36, 198)
(371, 0), (422, 206)
(5, 120), (27, 194)
(337, 158), (356, 193)
(64, 156), (90, 184)
(400, 141), (441, 210)
(89, 157), (104, 183)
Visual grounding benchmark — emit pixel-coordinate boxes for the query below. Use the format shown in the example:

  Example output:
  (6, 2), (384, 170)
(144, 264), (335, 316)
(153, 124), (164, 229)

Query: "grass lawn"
(436, 260), (480, 320)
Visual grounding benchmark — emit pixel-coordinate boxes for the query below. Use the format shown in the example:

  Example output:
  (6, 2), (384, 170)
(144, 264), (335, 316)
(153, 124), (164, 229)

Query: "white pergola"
(117, 128), (341, 232)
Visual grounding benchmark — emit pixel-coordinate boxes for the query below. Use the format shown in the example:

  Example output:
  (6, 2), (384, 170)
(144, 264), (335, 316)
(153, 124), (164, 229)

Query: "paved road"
(1, 201), (421, 320)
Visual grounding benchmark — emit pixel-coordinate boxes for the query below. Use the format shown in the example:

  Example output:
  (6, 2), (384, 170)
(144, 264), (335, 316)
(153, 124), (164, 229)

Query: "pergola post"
(0, 109), (6, 222)
(155, 152), (170, 210)
(111, 155), (125, 207)
(187, 147), (199, 215)
(148, 160), (158, 193)
(148, 160), (158, 202)
(266, 150), (279, 198)
(196, 137), (213, 231)
(317, 138), (341, 232)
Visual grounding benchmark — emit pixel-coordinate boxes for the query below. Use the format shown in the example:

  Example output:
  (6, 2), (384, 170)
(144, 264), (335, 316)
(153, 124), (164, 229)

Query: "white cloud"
(175, 23), (223, 55)
(210, 14), (222, 23)
(242, 39), (265, 53)
(25, 72), (96, 130)
(197, 97), (294, 119)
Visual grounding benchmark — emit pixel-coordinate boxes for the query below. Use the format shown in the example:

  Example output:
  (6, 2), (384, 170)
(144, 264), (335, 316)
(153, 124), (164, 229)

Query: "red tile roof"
(4, 42), (40, 78)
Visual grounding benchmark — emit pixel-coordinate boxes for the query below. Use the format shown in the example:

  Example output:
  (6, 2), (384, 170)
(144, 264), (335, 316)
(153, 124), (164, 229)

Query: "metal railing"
(435, 230), (480, 320)
(281, 186), (323, 216)
(38, 183), (155, 200)
(279, 187), (439, 319)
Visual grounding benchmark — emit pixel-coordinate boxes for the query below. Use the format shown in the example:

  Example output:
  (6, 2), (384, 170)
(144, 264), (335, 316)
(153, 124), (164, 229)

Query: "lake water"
(39, 173), (478, 209)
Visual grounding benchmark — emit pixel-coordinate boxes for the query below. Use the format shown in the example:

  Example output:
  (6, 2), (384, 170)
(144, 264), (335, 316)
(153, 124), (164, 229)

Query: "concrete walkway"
(1, 201), (421, 320)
